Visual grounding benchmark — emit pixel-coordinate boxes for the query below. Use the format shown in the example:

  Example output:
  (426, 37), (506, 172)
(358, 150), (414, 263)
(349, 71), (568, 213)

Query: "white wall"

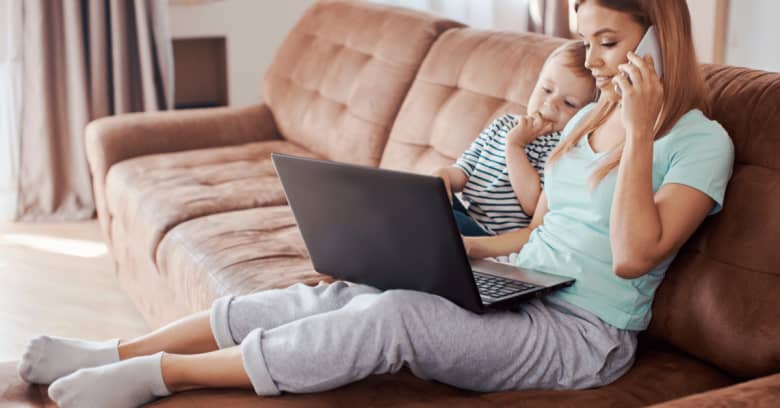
(169, 0), (780, 108)
(169, 0), (316, 107)
(687, 0), (718, 63)
(371, 0), (529, 31)
(725, 0), (780, 72)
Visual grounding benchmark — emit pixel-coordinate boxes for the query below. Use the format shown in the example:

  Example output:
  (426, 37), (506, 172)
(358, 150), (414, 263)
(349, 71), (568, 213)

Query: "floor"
(0, 221), (149, 362)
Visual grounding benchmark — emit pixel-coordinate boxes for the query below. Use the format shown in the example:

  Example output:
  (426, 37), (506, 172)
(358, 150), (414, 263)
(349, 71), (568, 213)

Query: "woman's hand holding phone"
(613, 51), (664, 142)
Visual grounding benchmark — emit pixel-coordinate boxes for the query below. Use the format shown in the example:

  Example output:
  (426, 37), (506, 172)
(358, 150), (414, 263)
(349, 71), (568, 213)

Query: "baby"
(434, 40), (596, 238)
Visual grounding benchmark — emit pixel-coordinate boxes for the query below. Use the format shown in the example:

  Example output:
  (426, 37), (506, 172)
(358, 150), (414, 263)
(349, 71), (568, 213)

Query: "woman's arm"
(610, 52), (716, 278)
(610, 142), (714, 279)
(463, 192), (549, 259)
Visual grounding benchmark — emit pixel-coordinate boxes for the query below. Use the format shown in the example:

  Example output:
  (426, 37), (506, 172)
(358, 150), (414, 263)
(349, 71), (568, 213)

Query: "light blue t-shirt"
(514, 103), (735, 331)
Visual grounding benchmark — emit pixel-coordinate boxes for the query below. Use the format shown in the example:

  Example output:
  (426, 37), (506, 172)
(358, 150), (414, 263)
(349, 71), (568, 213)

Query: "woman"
(19, 1), (734, 406)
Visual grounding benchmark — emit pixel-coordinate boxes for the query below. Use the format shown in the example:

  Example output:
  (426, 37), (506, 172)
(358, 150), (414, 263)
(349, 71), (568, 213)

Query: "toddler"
(434, 40), (596, 238)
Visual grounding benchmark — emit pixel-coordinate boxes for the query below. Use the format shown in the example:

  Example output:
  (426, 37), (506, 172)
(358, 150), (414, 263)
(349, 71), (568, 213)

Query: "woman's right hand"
(614, 52), (664, 142)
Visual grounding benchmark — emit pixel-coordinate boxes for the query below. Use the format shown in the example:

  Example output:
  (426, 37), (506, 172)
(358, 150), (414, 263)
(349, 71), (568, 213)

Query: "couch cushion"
(646, 66), (780, 379)
(263, 0), (463, 167)
(105, 140), (318, 265)
(648, 371), (780, 408)
(0, 346), (732, 407)
(156, 206), (331, 313)
(379, 29), (566, 174)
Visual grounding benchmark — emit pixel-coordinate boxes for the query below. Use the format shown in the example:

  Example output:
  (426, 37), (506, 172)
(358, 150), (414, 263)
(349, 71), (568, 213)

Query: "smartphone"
(615, 25), (663, 95)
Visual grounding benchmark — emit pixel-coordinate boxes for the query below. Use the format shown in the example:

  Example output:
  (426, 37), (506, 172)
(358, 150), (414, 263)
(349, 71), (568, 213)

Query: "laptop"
(271, 153), (574, 314)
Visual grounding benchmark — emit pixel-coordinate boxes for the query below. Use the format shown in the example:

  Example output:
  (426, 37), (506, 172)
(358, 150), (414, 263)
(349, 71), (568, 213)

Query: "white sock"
(48, 352), (171, 408)
(17, 335), (120, 384)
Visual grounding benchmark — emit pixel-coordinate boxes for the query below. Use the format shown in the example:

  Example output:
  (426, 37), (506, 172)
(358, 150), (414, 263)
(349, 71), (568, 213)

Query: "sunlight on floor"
(0, 233), (108, 258)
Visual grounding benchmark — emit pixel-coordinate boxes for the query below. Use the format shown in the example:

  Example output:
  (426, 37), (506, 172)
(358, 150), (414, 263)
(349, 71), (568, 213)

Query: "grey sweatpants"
(210, 281), (637, 396)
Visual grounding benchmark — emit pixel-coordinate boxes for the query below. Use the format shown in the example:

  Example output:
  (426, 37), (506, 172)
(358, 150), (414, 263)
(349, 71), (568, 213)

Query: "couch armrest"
(85, 103), (280, 244)
(650, 373), (780, 407)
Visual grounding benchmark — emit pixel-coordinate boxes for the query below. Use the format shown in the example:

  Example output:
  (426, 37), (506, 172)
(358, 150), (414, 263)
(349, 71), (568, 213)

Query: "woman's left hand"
(462, 235), (484, 258)
(462, 235), (474, 257)
(613, 51), (664, 142)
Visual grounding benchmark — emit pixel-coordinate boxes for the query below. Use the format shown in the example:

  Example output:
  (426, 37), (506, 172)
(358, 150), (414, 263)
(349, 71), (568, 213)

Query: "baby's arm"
(434, 118), (498, 197)
(432, 166), (468, 198)
(505, 114), (553, 215)
(506, 144), (542, 216)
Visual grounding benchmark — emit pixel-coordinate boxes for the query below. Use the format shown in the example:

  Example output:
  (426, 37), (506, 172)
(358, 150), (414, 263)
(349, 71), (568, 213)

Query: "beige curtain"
(17, 0), (173, 221)
(528, 0), (573, 38)
(0, 0), (23, 221)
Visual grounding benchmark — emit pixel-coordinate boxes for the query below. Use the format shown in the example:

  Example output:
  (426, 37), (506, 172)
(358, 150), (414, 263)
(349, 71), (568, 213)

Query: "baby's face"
(526, 54), (595, 132)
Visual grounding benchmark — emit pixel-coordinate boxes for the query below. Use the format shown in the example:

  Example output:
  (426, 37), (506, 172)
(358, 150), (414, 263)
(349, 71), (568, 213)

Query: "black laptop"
(271, 153), (574, 314)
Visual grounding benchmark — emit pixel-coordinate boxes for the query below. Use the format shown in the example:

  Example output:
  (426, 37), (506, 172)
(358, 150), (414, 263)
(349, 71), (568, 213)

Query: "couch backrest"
(379, 28), (566, 172)
(262, 0), (462, 167)
(647, 65), (780, 379)
(385, 26), (780, 380)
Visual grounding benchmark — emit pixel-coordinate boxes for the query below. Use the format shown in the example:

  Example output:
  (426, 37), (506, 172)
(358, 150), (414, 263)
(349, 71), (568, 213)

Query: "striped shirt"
(454, 114), (561, 235)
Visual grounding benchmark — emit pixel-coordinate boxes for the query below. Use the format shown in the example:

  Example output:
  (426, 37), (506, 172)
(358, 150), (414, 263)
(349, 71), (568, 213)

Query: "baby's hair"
(543, 40), (593, 80)
(539, 40), (596, 104)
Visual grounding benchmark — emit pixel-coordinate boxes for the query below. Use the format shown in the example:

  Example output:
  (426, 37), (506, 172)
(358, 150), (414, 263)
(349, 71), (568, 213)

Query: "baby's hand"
(506, 113), (554, 147)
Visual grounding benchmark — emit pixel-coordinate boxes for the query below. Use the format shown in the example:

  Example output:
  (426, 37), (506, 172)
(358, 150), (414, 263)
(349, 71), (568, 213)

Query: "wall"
(687, 0), (780, 71)
(169, 0), (316, 107)
(725, 0), (780, 72)
(169, 0), (780, 109)
(371, 0), (529, 31)
(687, 0), (719, 63)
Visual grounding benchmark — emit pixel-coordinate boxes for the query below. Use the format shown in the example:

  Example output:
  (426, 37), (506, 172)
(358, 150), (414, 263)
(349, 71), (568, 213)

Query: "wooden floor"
(0, 221), (149, 362)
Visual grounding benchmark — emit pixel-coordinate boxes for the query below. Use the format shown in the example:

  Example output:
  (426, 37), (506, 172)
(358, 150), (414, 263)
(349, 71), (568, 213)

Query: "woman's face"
(576, 2), (647, 100)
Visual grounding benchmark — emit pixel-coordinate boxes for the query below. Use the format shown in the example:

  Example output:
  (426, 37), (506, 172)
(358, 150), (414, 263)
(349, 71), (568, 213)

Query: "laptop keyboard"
(473, 271), (539, 299)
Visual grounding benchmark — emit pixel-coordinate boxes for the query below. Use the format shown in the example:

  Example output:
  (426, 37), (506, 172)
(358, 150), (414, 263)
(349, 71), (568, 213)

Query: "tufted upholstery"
(155, 206), (326, 315)
(105, 140), (318, 265)
(85, 103), (280, 243)
(81, 0), (461, 326)
(263, 0), (463, 167)
(379, 29), (565, 173)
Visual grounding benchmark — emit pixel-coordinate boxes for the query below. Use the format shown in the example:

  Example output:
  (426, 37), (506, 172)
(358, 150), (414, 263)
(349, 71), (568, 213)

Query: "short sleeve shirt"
(514, 104), (735, 330)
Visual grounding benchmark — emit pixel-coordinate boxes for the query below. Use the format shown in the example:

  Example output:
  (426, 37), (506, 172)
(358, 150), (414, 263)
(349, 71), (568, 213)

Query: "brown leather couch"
(4, 0), (779, 406)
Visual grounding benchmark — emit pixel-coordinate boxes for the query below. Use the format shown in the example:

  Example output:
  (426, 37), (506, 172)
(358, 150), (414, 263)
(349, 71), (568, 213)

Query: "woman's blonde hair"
(545, 0), (709, 186)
